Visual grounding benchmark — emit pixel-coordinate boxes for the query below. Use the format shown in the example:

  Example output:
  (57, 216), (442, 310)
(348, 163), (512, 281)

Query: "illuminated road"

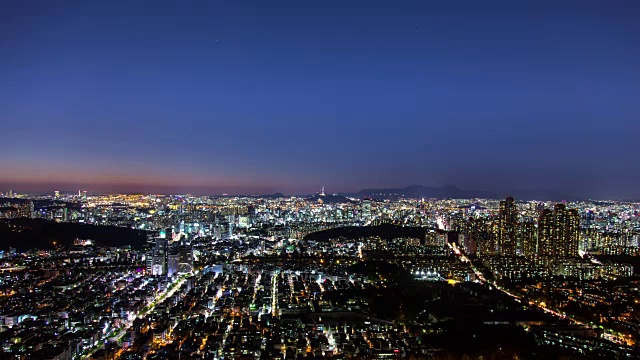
(0, 266), (26, 272)
(448, 243), (630, 347)
(81, 273), (190, 359)
(271, 270), (279, 317)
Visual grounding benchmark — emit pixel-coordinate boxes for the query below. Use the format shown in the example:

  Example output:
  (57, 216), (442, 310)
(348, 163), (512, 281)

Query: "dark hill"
(348, 260), (407, 276)
(348, 260), (412, 283)
(303, 224), (439, 242)
(0, 218), (148, 251)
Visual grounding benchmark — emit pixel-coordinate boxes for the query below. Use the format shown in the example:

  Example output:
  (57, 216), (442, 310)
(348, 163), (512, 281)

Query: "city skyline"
(0, 181), (628, 201)
(0, 191), (638, 358)
(3, 0), (640, 199)
(3, 2), (640, 358)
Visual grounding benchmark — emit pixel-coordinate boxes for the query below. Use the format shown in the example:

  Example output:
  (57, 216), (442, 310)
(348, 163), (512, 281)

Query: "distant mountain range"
(245, 184), (581, 202)
(349, 184), (495, 200)
(340, 184), (580, 201)
(254, 192), (286, 199)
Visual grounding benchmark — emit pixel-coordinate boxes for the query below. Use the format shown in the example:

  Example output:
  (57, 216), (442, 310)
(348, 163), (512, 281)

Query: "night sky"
(2, 1), (639, 198)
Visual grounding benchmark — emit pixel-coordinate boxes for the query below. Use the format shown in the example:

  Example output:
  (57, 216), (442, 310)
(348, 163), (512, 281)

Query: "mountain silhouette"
(350, 184), (497, 200)
(345, 185), (578, 201)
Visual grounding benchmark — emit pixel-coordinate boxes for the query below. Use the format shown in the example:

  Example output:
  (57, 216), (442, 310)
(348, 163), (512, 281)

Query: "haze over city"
(3, 0), (640, 198)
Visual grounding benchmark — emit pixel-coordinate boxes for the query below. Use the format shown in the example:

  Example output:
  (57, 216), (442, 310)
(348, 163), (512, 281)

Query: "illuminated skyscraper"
(498, 196), (518, 256)
(552, 204), (567, 256)
(15, 201), (34, 218)
(537, 204), (580, 258)
(538, 209), (553, 257)
(362, 199), (372, 219)
(520, 220), (537, 257)
(565, 208), (580, 257)
(481, 218), (500, 257)
(152, 254), (165, 276)
(167, 251), (179, 277)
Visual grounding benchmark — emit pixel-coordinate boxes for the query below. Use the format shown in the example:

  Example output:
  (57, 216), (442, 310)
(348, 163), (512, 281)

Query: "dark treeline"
(303, 224), (440, 242)
(0, 218), (148, 251)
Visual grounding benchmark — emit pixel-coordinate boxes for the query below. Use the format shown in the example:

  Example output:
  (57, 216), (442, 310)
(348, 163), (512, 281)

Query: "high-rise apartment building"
(520, 220), (537, 257)
(498, 197), (518, 256)
(565, 208), (580, 257)
(15, 201), (34, 218)
(537, 204), (580, 258)
(538, 209), (553, 257)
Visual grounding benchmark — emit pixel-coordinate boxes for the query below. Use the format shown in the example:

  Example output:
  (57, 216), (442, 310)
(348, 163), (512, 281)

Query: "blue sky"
(2, 0), (639, 197)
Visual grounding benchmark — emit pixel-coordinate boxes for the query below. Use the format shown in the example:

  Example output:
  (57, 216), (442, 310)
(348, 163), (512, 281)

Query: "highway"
(448, 243), (630, 347)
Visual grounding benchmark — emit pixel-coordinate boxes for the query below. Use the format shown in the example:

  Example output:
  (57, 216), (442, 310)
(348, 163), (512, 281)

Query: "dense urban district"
(0, 189), (639, 360)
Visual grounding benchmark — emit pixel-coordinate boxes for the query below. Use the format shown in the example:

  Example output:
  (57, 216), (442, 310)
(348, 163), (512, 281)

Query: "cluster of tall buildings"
(469, 197), (580, 259)
(537, 204), (580, 258)
(145, 230), (194, 277)
(0, 200), (34, 219)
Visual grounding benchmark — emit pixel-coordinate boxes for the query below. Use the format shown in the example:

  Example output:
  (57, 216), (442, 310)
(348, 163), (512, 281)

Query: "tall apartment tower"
(552, 204), (567, 256)
(538, 209), (553, 257)
(484, 218), (500, 257)
(16, 201), (34, 219)
(520, 220), (537, 257)
(498, 196), (518, 256)
(565, 208), (580, 257)
(537, 204), (580, 258)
